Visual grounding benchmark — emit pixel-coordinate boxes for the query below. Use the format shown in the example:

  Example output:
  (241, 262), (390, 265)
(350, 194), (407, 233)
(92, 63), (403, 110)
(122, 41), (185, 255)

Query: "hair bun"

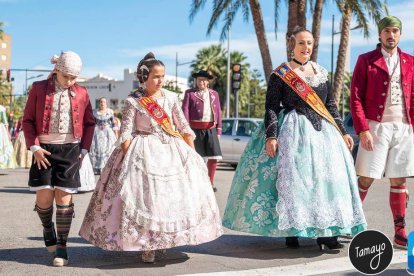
(144, 52), (155, 60)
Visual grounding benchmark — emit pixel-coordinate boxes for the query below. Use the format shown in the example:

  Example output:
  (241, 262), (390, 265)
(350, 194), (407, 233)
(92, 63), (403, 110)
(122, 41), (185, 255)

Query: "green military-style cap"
(378, 16), (402, 34)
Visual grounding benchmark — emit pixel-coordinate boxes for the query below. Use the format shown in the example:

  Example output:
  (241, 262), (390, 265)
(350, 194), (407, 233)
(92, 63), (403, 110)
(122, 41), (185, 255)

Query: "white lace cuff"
(183, 128), (196, 141)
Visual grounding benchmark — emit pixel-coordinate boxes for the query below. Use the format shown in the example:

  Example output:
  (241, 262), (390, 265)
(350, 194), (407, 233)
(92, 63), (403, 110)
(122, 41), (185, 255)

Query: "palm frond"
(189, 0), (208, 23)
(274, 0), (281, 39)
(206, 0), (232, 36)
(241, 0), (250, 22)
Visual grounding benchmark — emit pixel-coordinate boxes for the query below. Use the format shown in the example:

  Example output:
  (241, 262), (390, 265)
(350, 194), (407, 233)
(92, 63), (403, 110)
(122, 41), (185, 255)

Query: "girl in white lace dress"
(79, 53), (223, 263)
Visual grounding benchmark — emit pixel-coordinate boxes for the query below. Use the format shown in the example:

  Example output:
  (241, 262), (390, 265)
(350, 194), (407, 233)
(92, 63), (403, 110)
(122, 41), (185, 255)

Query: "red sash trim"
(273, 63), (342, 134)
(130, 90), (182, 139)
(190, 121), (215, 130)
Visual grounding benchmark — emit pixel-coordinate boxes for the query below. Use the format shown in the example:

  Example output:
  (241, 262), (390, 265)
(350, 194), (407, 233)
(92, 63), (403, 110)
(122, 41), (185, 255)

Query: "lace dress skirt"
(79, 133), (223, 251)
(223, 110), (367, 237)
(0, 124), (16, 169)
(89, 125), (116, 171)
(77, 153), (96, 192)
(13, 131), (32, 168)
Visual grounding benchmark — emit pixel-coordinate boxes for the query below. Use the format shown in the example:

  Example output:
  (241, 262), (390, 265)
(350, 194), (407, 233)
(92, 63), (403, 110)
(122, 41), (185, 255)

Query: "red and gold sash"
(130, 89), (182, 139)
(273, 63), (342, 134)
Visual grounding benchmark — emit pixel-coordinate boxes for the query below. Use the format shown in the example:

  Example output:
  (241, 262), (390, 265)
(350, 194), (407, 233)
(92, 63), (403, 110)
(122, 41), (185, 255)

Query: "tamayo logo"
(349, 230), (393, 275)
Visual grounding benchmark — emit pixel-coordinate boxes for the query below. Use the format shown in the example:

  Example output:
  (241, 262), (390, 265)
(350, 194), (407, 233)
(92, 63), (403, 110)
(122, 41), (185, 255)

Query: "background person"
(182, 70), (222, 192)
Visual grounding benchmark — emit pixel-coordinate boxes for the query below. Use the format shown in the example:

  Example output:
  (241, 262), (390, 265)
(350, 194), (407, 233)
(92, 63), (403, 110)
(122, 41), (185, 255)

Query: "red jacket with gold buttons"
(350, 45), (414, 134)
(22, 78), (95, 150)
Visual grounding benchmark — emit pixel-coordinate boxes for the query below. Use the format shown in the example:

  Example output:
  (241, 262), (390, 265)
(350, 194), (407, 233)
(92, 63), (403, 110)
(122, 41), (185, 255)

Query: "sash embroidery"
(273, 63), (342, 135)
(130, 89), (183, 139)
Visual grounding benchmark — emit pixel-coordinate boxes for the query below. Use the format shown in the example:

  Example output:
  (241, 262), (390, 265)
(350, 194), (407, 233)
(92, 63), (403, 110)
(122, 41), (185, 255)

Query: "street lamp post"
(26, 74), (43, 95)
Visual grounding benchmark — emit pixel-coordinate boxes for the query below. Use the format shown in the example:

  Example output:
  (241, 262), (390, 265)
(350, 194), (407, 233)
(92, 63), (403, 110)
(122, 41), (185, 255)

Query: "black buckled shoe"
(316, 236), (344, 251)
(285, 237), (300, 248)
(53, 246), (69, 267)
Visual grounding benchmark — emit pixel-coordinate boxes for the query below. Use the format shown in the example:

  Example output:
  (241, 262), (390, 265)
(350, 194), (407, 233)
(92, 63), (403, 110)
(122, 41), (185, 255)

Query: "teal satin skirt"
(222, 110), (366, 237)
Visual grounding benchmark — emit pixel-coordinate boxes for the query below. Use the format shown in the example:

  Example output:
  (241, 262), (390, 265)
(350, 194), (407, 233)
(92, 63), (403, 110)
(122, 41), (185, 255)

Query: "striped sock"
(55, 203), (74, 254)
(35, 204), (54, 231)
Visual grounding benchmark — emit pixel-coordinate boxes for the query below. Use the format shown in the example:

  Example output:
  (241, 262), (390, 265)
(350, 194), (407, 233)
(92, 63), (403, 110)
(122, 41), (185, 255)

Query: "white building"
(79, 69), (189, 114)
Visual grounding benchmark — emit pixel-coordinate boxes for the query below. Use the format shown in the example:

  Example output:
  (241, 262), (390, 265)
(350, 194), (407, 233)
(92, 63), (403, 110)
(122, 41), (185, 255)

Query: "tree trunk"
(249, 0), (273, 84)
(310, 0), (323, 62)
(333, 7), (352, 105)
(286, 0), (298, 59)
(296, 0), (306, 28)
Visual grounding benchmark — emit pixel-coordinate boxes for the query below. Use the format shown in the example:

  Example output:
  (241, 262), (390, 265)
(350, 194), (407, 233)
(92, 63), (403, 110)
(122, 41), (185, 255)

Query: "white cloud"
(120, 40), (217, 61)
(118, 32), (286, 79)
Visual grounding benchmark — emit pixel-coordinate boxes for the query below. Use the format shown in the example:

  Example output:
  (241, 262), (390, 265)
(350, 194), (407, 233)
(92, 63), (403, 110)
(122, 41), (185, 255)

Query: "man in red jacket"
(350, 16), (414, 249)
(23, 51), (95, 266)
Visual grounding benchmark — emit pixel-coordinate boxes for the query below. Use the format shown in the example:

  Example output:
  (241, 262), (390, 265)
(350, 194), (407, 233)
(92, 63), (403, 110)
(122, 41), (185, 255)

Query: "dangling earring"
(290, 51), (295, 60)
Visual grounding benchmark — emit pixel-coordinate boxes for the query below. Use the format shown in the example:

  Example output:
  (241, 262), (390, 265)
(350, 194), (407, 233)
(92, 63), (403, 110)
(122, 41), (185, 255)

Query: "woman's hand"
(121, 139), (131, 154)
(33, 148), (52, 169)
(342, 134), (354, 151)
(265, 138), (278, 158)
(359, 130), (374, 151)
(183, 134), (195, 150)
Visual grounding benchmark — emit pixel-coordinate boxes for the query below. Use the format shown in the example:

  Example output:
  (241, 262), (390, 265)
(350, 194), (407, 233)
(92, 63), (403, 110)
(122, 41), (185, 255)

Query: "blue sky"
(1, 0), (412, 94)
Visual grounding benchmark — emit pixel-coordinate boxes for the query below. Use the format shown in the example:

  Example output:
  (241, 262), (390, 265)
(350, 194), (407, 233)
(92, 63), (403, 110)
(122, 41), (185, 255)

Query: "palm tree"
(0, 21), (4, 40)
(332, 0), (387, 104)
(249, 0), (273, 83)
(310, 0), (324, 61)
(338, 71), (352, 116)
(189, 0), (276, 83)
(0, 82), (11, 107)
(286, 0), (307, 59)
(190, 45), (250, 113)
(297, 0), (307, 28)
(190, 44), (227, 79)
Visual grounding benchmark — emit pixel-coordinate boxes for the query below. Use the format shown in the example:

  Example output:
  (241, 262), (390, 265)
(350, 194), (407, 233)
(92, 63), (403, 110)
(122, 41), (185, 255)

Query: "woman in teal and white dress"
(223, 27), (366, 250)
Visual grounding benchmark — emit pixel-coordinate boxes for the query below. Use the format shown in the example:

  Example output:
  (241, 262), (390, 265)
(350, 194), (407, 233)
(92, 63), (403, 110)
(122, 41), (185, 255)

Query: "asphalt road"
(0, 166), (412, 275)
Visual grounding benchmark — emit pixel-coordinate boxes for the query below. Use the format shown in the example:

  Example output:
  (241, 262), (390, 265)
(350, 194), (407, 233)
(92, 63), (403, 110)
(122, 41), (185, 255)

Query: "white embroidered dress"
(79, 90), (223, 250)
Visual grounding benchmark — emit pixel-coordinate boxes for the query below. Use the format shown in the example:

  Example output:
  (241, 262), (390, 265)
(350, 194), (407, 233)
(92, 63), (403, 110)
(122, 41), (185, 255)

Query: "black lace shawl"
(264, 66), (347, 139)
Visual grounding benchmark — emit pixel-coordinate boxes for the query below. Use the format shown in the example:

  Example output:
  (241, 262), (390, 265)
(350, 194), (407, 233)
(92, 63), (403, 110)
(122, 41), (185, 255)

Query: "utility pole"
(226, 6), (231, 118)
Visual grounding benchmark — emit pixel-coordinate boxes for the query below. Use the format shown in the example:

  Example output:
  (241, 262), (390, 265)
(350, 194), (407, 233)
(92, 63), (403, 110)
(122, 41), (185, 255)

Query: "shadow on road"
(0, 246), (189, 269)
(1, 234), (345, 269)
(0, 187), (33, 194)
(27, 236), (90, 245)
(175, 234), (340, 260)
